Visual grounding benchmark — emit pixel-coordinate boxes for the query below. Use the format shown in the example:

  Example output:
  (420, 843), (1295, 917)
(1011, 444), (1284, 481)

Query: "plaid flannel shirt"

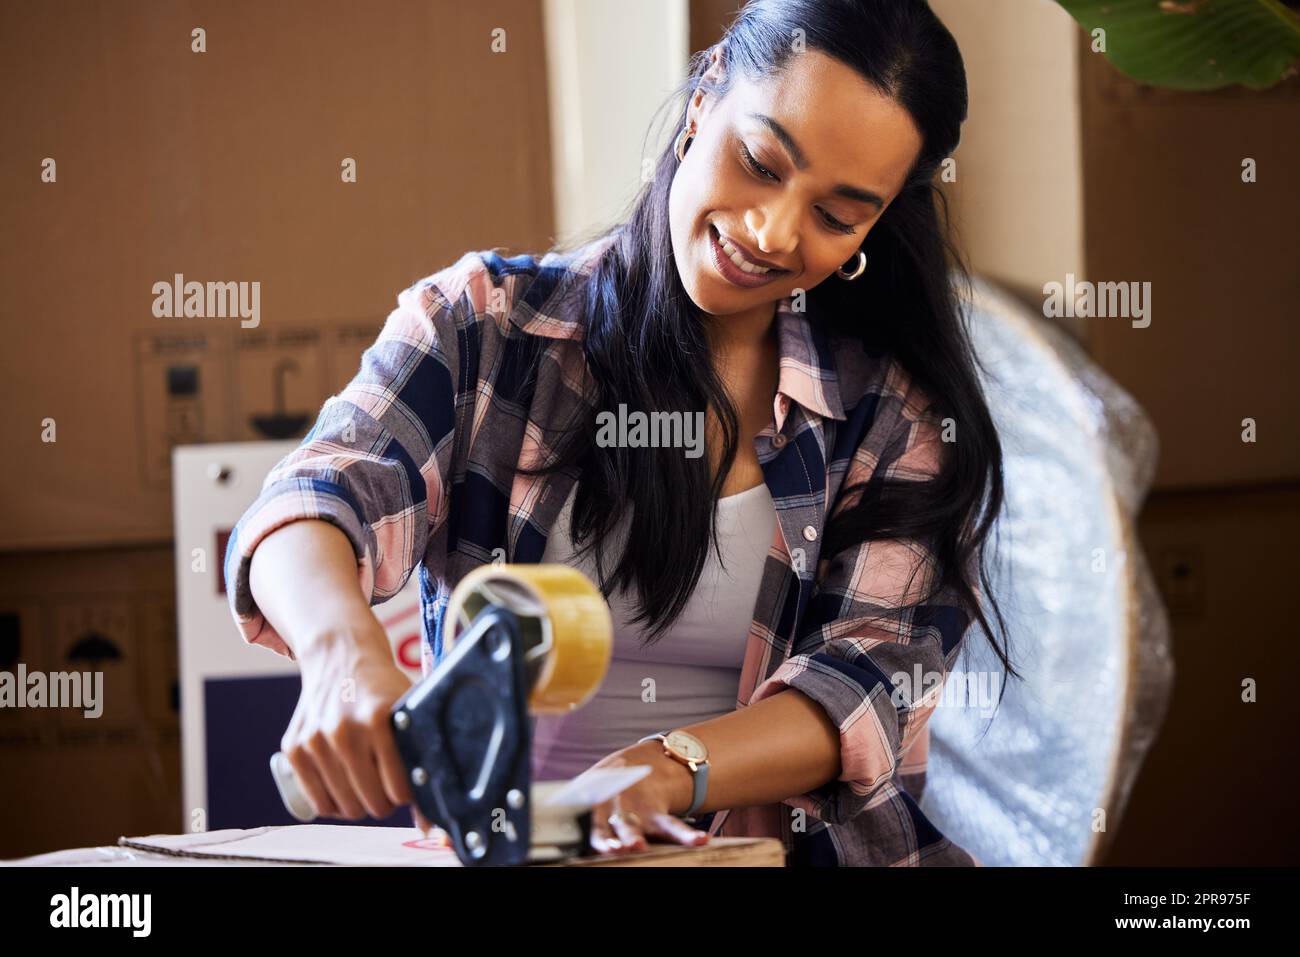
(224, 232), (982, 866)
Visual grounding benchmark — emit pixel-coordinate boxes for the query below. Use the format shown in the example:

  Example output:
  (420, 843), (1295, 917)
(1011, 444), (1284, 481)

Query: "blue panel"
(203, 674), (410, 830)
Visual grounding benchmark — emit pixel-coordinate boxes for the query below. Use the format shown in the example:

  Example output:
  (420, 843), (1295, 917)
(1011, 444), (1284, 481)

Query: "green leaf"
(1056, 0), (1300, 90)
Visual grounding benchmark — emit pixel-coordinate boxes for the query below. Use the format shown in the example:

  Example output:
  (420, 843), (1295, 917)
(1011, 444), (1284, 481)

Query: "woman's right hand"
(279, 618), (432, 830)
(247, 519), (438, 833)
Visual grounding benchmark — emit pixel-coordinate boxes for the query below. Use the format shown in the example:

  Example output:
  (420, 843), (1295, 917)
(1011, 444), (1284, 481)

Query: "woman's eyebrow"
(747, 111), (885, 210)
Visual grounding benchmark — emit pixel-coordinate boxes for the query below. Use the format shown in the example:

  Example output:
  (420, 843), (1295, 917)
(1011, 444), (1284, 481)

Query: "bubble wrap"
(917, 276), (1174, 866)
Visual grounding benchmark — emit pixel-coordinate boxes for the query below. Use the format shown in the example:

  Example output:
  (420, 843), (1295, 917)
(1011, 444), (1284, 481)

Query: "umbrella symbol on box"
(67, 631), (123, 663)
(250, 358), (312, 439)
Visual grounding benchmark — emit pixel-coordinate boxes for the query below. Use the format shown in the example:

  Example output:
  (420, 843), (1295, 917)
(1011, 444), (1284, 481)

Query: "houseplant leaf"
(1056, 0), (1300, 90)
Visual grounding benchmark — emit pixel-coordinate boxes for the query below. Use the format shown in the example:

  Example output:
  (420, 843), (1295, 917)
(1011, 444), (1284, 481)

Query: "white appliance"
(172, 441), (422, 831)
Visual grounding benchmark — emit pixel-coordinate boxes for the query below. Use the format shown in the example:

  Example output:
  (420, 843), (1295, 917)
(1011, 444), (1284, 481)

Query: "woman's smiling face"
(669, 47), (924, 318)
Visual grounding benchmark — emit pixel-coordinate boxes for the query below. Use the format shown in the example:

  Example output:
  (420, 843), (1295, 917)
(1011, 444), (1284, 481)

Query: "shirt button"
(772, 433), (787, 449)
(802, 525), (817, 541)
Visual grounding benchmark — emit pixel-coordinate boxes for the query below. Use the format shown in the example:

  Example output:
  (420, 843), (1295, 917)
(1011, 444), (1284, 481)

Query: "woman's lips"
(707, 223), (787, 289)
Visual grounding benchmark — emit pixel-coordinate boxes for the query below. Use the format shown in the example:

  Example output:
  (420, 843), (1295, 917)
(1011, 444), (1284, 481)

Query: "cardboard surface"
(0, 546), (182, 858)
(1078, 37), (1300, 489)
(0, 0), (555, 550)
(1105, 484), (1300, 864)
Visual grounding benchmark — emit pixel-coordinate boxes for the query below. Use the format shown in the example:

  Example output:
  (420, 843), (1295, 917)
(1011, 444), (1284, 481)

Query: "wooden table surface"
(7, 827), (785, 867)
(537, 837), (784, 867)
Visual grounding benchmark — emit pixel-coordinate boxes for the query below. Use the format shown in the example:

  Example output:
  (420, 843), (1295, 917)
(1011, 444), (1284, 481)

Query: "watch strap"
(637, 730), (709, 818)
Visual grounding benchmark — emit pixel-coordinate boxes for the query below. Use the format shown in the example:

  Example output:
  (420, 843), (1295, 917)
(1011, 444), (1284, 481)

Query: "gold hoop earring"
(836, 249), (867, 281)
(674, 124), (696, 162)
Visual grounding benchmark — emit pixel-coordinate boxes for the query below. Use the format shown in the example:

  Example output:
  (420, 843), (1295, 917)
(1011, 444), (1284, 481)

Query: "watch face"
(664, 730), (707, 762)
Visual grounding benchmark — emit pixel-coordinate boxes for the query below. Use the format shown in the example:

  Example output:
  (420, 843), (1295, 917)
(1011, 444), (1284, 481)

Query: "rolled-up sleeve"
(749, 388), (979, 826)
(222, 280), (461, 659)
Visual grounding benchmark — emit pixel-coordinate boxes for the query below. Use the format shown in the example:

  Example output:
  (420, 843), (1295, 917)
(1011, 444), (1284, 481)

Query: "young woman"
(225, 0), (1013, 866)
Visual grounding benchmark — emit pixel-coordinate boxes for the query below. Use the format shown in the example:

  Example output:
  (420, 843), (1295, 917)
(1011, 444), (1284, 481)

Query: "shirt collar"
(512, 238), (846, 424)
(772, 293), (846, 423)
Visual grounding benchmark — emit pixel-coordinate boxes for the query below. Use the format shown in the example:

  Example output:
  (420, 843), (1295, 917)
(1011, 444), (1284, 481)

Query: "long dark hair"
(521, 0), (1016, 688)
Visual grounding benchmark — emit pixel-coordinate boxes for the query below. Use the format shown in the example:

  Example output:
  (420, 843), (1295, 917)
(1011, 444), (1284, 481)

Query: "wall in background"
(544, 0), (689, 243)
(929, 0), (1087, 339)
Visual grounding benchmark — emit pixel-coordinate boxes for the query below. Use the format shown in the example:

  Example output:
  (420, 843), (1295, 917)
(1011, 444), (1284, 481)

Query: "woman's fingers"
(588, 809), (624, 854)
(373, 713), (414, 809)
(334, 731), (397, 820)
(304, 733), (367, 819)
(607, 811), (648, 852)
(646, 813), (710, 846)
(410, 805), (441, 838)
(590, 806), (709, 855)
(281, 743), (336, 818)
(285, 731), (400, 821)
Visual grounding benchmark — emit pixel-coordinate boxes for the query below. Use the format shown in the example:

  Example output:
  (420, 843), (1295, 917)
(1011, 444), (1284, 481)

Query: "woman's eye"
(740, 143), (777, 180)
(820, 210), (854, 234)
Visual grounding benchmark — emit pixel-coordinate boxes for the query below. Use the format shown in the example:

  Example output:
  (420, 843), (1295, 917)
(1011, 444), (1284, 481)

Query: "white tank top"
(531, 480), (778, 782)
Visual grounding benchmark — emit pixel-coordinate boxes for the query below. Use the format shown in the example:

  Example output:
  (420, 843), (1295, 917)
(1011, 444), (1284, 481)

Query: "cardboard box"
(1079, 37), (1300, 489)
(0, 0), (555, 550)
(0, 545), (181, 858)
(1104, 485), (1300, 864)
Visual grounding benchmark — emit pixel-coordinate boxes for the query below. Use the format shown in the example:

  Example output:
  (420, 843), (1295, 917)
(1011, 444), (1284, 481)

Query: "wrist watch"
(638, 729), (710, 819)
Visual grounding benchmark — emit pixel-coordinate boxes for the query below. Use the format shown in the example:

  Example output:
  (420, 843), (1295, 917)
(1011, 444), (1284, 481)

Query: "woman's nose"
(744, 204), (798, 259)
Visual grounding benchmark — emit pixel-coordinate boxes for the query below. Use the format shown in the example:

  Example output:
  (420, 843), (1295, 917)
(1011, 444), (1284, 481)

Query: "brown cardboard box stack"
(1079, 38), (1300, 864)
(0, 0), (554, 858)
(0, 547), (181, 856)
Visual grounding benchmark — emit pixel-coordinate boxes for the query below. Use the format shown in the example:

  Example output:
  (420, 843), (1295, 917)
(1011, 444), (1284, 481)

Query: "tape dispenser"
(270, 563), (644, 866)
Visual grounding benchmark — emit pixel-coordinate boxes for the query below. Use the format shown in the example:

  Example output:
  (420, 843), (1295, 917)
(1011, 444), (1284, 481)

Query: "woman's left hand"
(585, 742), (711, 855)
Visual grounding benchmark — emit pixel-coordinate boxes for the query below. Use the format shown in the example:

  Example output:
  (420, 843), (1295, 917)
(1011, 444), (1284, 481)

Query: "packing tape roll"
(443, 563), (613, 714)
